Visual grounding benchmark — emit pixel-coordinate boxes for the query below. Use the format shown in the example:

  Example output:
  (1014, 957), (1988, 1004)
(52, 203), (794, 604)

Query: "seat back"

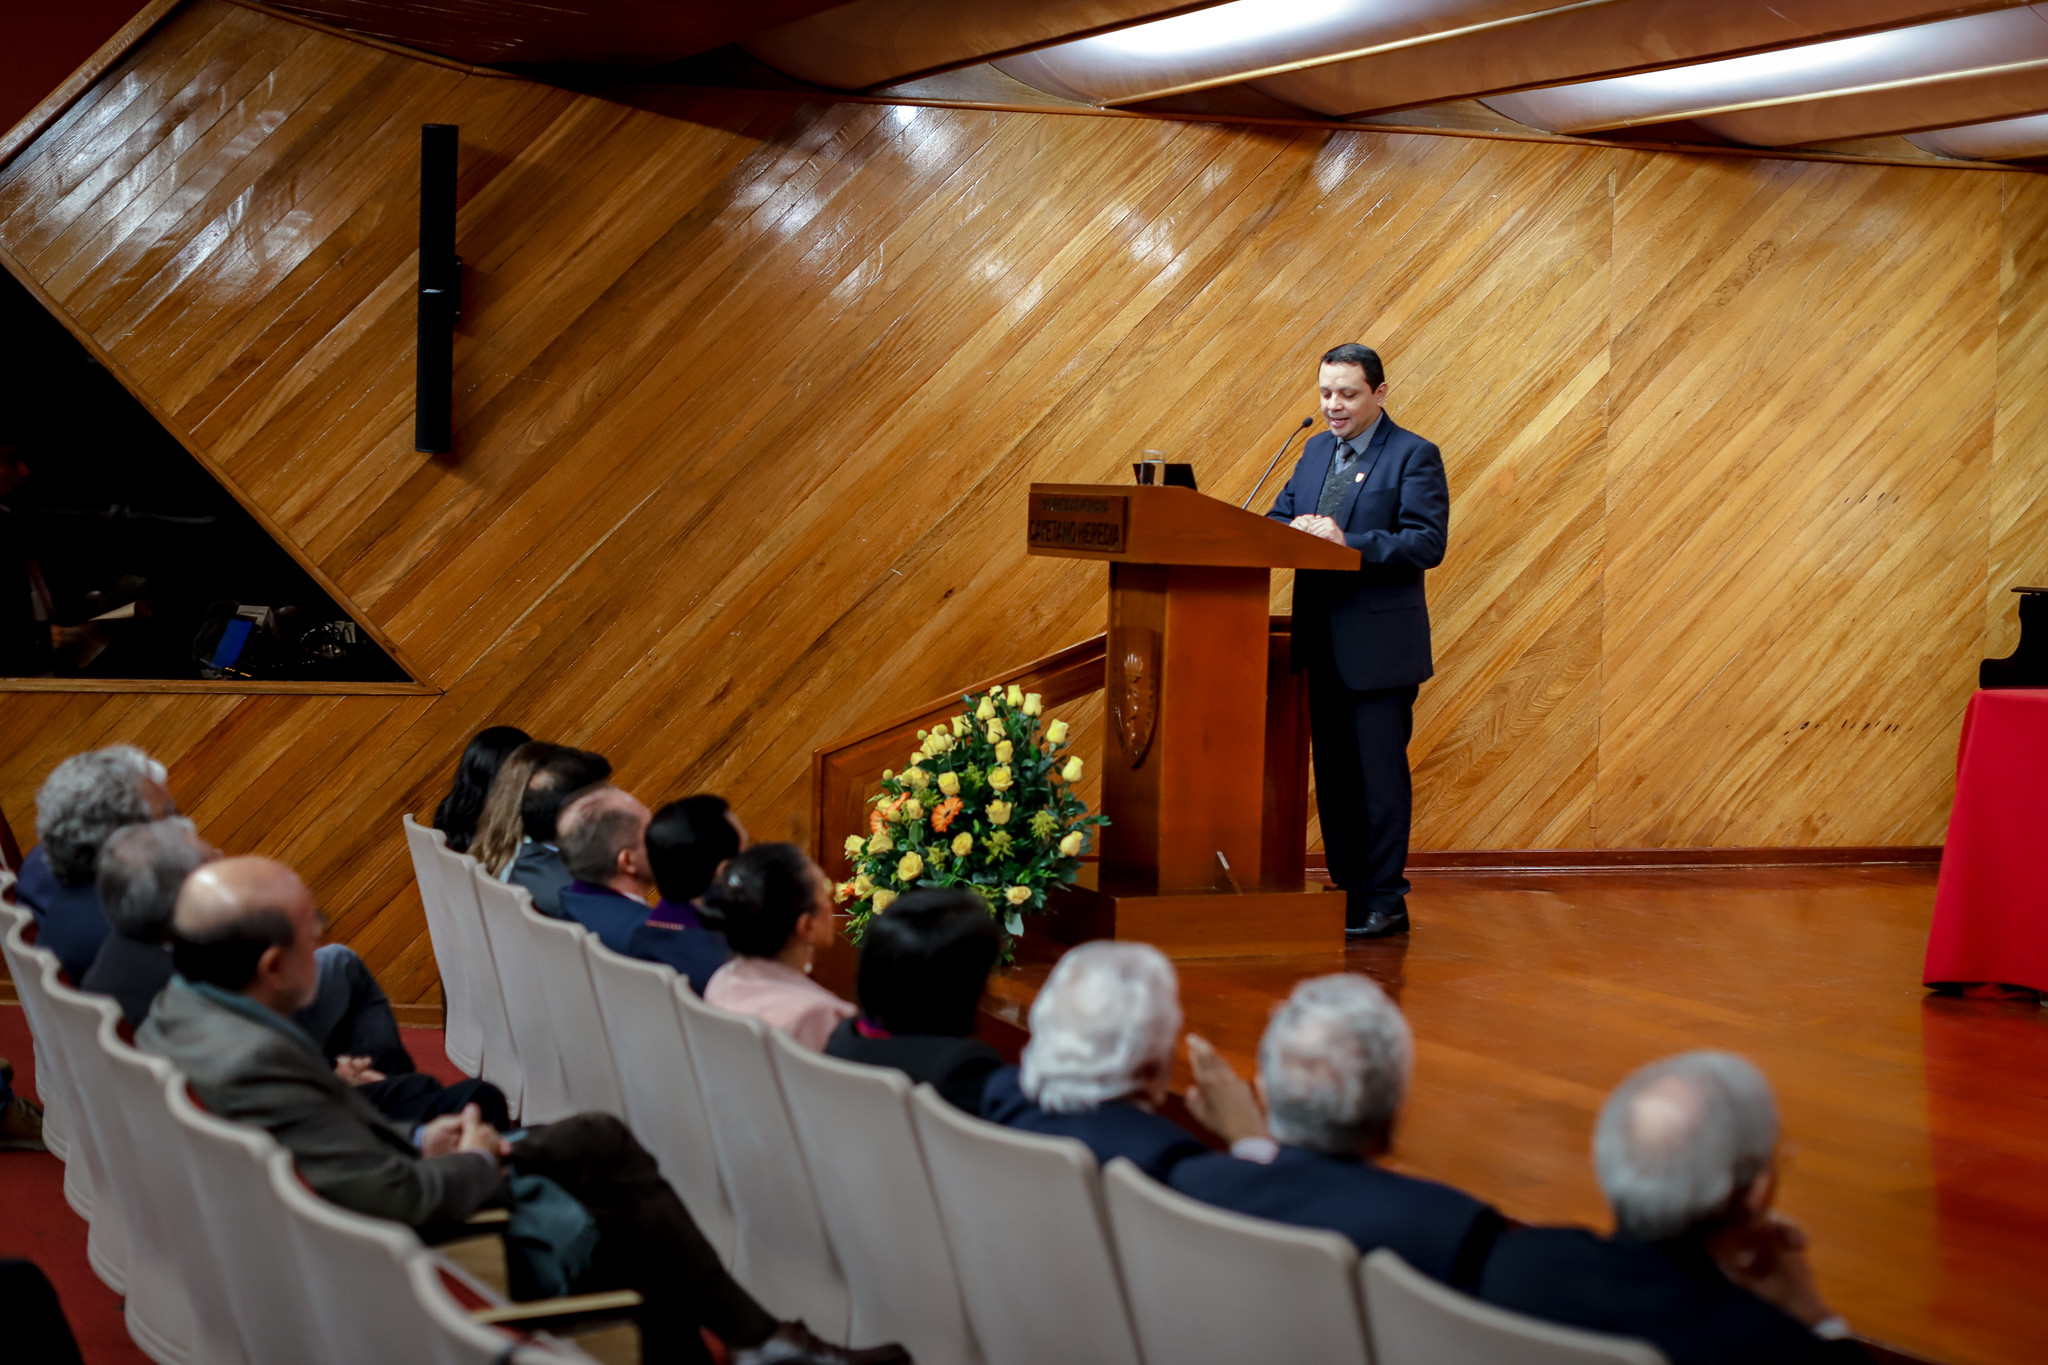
(1361, 1248), (1669, 1365)
(97, 1020), (244, 1365)
(268, 1146), (437, 1361)
(675, 984), (850, 1340)
(47, 977), (192, 1358)
(433, 836), (523, 1115)
(520, 909), (626, 1117)
(582, 936), (735, 1261)
(30, 953), (129, 1292)
(473, 868), (573, 1123)
(2, 910), (75, 1170)
(769, 1031), (983, 1365)
(1102, 1156), (1370, 1365)
(163, 1079), (329, 1365)
(908, 1085), (1143, 1365)
(404, 815), (481, 1076)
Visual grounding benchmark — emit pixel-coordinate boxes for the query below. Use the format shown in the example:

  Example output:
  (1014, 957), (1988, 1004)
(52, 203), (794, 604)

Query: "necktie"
(1316, 441), (1356, 518)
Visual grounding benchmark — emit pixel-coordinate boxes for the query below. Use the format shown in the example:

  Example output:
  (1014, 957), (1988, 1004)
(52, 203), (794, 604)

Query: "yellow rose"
(995, 740), (1014, 764)
(834, 881), (853, 903)
(897, 853), (924, 883)
(952, 715), (971, 737)
(901, 798), (923, 820)
(938, 771), (961, 797)
(1005, 886), (1032, 906)
(976, 697), (996, 721)
(843, 834), (865, 856)
(987, 799), (1012, 825)
(905, 766), (931, 790)
(853, 873), (875, 897)
(988, 765), (1013, 792)
(1023, 692), (1043, 717)
(869, 829), (895, 854)
(1062, 757), (1084, 782)
(951, 832), (973, 857)
(872, 888), (898, 912)
(1046, 720), (1070, 744)
(986, 718), (1006, 742)
(1059, 831), (1084, 856)
(1006, 684), (1024, 707)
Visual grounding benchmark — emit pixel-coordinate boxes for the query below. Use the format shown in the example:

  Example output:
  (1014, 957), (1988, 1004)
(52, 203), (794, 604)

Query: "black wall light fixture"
(415, 123), (461, 454)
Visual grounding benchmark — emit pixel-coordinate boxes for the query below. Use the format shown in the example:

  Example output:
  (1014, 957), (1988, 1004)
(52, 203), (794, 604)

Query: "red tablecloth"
(1924, 689), (2048, 993)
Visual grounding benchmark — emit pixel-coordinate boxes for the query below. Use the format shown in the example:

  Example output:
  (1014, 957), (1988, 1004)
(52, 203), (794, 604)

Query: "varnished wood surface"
(985, 867), (2048, 1365)
(0, 4), (2041, 1006)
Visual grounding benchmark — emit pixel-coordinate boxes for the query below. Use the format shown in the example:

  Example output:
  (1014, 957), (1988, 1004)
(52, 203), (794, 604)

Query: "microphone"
(1242, 416), (1315, 510)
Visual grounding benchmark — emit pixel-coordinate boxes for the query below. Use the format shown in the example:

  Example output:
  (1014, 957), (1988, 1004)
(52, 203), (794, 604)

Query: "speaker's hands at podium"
(1289, 513), (1347, 546)
(1185, 1033), (1269, 1145)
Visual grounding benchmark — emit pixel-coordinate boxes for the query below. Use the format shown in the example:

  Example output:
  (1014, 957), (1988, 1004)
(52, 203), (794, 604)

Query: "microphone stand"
(1242, 416), (1316, 510)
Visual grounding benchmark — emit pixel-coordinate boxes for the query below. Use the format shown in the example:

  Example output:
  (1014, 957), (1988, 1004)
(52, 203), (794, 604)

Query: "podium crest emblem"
(1108, 626), (1160, 767)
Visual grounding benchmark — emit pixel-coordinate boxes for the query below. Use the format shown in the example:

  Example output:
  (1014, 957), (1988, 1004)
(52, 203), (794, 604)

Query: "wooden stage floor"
(980, 867), (2047, 1365)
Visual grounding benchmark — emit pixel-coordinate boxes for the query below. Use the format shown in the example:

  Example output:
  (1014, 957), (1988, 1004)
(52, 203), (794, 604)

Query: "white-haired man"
(1480, 1051), (1864, 1363)
(17, 744), (177, 981)
(1169, 974), (1505, 1287)
(555, 785), (658, 953)
(981, 941), (1259, 1179)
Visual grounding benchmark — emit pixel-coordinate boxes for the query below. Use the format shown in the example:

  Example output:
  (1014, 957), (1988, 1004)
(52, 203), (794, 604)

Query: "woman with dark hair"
(700, 843), (854, 1051)
(433, 725), (531, 853)
(824, 887), (1004, 1112)
(627, 794), (747, 994)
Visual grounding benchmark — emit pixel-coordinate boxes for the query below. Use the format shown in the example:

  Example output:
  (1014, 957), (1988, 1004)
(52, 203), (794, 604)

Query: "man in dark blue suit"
(556, 786), (659, 955)
(1267, 344), (1449, 937)
(17, 744), (178, 981)
(1170, 974), (1503, 1287)
(1480, 1052), (1868, 1364)
(627, 794), (740, 995)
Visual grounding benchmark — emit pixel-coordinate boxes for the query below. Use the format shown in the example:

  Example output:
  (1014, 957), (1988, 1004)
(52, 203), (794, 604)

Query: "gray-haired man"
(16, 745), (176, 981)
(1481, 1051), (1866, 1363)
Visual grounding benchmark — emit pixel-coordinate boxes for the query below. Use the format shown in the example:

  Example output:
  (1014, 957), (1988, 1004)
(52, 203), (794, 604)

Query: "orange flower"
(930, 795), (965, 832)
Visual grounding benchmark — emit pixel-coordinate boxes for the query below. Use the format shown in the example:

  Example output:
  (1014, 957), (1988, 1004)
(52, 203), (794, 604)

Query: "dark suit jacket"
(559, 884), (650, 955)
(16, 846), (109, 983)
(81, 932), (174, 1027)
(1170, 1143), (1503, 1288)
(980, 1065), (1206, 1181)
(1267, 415), (1449, 691)
(139, 978), (503, 1226)
(624, 920), (730, 996)
(1479, 1227), (1869, 1365)
(824, 1017), (1003, 1113)
(508, 842), (574, 918)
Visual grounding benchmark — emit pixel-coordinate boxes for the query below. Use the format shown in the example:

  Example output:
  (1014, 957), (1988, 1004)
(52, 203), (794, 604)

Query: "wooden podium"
(1025, 483), (1358, 958)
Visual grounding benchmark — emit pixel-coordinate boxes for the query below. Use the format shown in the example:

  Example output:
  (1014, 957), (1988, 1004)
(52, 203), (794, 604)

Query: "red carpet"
(0, 1002), (461, 1363)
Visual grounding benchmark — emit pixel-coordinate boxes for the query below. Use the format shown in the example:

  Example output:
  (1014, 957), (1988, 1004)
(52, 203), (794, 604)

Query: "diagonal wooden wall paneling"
(0, 0), (2041, 1001)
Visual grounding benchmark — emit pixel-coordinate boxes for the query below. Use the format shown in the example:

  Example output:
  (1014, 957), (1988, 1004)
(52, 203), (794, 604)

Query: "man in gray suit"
(140, 856), (902, 1365)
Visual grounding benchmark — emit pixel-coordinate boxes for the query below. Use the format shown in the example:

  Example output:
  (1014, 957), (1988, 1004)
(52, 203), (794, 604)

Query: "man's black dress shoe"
(1345, 907), (1411, 939)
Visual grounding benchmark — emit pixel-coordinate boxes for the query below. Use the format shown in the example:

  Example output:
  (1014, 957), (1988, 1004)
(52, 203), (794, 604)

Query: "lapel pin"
(1354, 472), (1364, 483)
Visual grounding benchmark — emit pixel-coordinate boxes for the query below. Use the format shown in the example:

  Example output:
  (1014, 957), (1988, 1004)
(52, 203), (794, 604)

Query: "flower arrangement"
(837, 683), (1106, 950)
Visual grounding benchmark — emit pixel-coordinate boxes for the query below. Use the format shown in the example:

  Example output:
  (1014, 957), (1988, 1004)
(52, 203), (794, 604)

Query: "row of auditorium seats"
(0, 871), (610, 1365)
(404, 816), (1664, 1365)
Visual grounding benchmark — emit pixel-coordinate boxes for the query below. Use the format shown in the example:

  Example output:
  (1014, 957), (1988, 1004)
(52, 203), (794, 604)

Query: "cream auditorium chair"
(675, 980), (852, 1341)
(1, 900), (75, 1170)
(1362, 1247), (1669, 1365)
(24, 944), (129, 1293)
(1101, 1155), (1372, 1365)
(581, 934), (736, 1261)
(768, 1030), (983, 1365)
(520, 909), (627, 1118)
(429, 822), (526, 1110)
(473, 867), (574, 1123)
(406, 1253), (610, 1365)
(909, 1085), (1144, 1365)
(404, 815), (484, 1077)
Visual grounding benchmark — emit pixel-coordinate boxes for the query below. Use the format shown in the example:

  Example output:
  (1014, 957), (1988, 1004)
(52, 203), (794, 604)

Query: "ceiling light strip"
(1569, 54), (2048, 131)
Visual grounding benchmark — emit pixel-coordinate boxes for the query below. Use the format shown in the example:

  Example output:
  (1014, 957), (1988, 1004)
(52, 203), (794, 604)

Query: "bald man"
(554, 785), (659, 954)
(139, 857), (902, 1365)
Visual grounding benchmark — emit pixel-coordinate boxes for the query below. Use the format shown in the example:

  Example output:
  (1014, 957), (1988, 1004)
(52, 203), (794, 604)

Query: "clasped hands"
(1288, 514), (1347, 546)
(417, 1102), (513, 1167)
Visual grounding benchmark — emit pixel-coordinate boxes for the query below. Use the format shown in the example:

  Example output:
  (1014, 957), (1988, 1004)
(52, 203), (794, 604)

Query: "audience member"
(432, 725), (530, 854)
(1168, 974), (1505, 1287)
(825, 888), (1003, 1112)
(138, 856), (903, 1365)
(87, 819), (508, 1127)
(701, 844), (855, 1051)
(1480, 1051), (1866, 1364)
(510, 747), (611, 916)
(626, 794), (741, 994)
(17, 745), (175, 980)
(981, 941), (1233, 1180)
(470, 740), (556, 878)
(556, 786), (656, 953)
